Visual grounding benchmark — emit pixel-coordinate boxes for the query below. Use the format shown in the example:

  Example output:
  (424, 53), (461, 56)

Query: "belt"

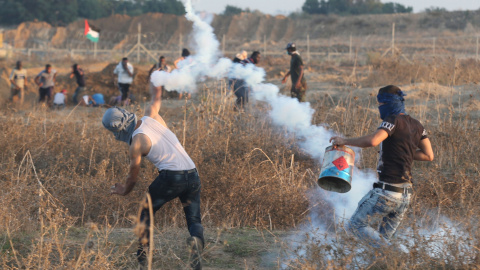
(373, 182), (412, 194)
(158, 168), (197, 175)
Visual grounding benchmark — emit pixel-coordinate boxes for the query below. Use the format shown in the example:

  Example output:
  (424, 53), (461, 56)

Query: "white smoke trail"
(150, 0), (375, 220)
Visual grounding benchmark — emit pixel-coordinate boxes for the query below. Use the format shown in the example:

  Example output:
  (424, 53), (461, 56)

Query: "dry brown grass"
(1, 56), (480, 268)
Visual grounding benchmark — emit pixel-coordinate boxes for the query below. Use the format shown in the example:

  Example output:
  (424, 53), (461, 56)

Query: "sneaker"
(137, 246), (147, 269)
(187, 236), (203, 270)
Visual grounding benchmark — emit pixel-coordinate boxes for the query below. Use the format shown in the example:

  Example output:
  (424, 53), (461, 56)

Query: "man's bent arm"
(330, 129), (389, 148)
(414, 138), (434, 161)
(111, 137), (143, 196)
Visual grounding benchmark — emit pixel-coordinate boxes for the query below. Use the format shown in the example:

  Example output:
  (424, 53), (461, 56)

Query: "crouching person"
(330, 85), (434, 248)
(102, 83), (204, 269)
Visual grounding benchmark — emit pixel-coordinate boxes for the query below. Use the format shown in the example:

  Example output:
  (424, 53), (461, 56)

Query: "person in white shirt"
(113, 57), (134, 106)
(53, 89), (67, 109)
(9, 61), (28, 106)
(102, 83), (204, 270)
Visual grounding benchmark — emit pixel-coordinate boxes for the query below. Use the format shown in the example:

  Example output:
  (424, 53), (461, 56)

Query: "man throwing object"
(102, 84), (204, 269)
(330, 85), (434, 248)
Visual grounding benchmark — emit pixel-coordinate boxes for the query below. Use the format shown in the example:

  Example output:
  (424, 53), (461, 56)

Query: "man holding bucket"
(330, 85), (434, 248)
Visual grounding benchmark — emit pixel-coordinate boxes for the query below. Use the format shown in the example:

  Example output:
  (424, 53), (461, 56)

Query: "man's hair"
(122, 57), (128, 61)
(182, 48), (190, 57)
(378, 85), (402, 95)
(16, 61), (22, 69)
(159, 56), (165, 61)
(45, 64), (51, 69)
(250, 51), (260, 59)
(72, 63), (78, 70)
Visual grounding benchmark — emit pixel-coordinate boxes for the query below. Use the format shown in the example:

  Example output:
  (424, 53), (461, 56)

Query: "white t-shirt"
(132, 116), (195, 171)
(53, 93), (66, 105)
(10, 68), (27, 88)
(113, 62), (134, 84)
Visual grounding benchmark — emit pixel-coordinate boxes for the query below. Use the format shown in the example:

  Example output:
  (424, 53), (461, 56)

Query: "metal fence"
(2, 23), (479, 64)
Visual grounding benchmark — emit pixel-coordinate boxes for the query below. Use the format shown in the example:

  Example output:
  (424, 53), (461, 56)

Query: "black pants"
(39, 87), (53, 103)
(139, 169), (204, 247)
(118, 83), (130, 101)
(230, 79), (249, 109)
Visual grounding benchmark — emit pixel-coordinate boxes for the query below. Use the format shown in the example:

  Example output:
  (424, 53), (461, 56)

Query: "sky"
(193, 0), (480, 15)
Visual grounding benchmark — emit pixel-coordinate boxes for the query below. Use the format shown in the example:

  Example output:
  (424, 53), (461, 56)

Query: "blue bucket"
(318, 145), (355, 193)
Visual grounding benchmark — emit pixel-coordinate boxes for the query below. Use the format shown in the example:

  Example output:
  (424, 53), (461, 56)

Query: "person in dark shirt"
(70, 64), (86, 104)
(282, 42), (307, 102)
(231, 51), (261, 110)
(329, 85), (434, 248)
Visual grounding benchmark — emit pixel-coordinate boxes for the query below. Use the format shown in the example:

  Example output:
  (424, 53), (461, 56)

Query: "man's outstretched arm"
(110, 136), (144, 196)
(145, 82), (163, 118)
(330, 129), (389, 148)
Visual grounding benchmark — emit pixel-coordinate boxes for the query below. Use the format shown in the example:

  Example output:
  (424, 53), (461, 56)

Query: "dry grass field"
(1, 55), (479, 269)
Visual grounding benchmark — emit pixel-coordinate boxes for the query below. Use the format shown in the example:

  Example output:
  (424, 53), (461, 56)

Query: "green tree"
(223, 5), (243, 16)
(302, 0), (321, 14)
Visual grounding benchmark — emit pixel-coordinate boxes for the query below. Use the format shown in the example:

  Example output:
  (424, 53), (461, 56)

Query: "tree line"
(302, 0), (413, 15)
(0, 0), (185, 26)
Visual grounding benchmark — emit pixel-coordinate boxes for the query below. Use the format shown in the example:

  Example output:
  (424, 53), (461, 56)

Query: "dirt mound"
(4, 10), (480, 50)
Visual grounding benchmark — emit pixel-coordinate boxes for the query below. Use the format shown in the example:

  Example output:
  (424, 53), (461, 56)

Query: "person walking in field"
(9, 60), (28, 106)
(113, 57), (134, 106)
(70, 64), (86, 104)
(103, 83), (204, 269)
(282, 42), (307, 102)
(35, 64), (57, 104)
(329, 85), (434, 248)
(231, 51), (261, 110)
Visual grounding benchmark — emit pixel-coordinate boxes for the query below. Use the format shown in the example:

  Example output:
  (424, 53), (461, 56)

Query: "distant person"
(174, 49), (192, 100)
(174, 48), (191, 69)
(9, 60), (28, 106)
(53, 89), (67, 109)
(70, 64), (86, 104)
(109, 95), (131, 106)
(35, 64), (57, 104)
(148, 56), (171, 81)
(91, 93), (105, 107)
(330, 85), (434, 248)
(282, 43), (307, 102)
(114, 57), (134, 106)
(232, 50), (247, 63)
(79, 95), (96, 107)
(231, 51), (261, 110)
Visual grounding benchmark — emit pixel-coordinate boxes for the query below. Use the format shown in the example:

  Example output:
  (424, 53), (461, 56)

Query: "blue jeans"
(72, 86), (85, 104)
(139, 169), (204, 247)
(348, 187), (410, 248)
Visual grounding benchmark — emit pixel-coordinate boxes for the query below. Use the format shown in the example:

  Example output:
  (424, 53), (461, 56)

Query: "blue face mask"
(377, 91), (407, 120)
(287, 51), (292, 55)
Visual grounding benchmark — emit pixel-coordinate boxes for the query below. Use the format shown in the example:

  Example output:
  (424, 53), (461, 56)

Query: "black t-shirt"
(290, 53), (306, 85)
(73, 69), (86, 87)
(377, 114), (428, 184)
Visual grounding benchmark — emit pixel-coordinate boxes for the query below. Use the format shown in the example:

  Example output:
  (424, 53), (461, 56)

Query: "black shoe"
(137, 246), (147, 269)
(187, 236), (203, 270)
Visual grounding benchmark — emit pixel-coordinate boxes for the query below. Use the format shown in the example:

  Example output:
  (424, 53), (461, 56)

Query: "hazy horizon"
(194, 0), (480, 15)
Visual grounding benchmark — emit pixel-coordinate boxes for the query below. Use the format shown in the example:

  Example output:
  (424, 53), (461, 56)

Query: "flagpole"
(94, 41), (97, 59)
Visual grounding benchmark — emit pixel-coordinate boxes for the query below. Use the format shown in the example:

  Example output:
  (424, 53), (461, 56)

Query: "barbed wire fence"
(1, 23), (479, 65)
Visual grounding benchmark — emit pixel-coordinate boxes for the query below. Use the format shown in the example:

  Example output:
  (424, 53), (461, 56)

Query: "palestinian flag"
(84, 20), (99, 43)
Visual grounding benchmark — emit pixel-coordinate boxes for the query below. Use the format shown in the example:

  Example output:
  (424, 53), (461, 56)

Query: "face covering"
(102, 107), (137, 144)
(377, 91), (407, 120)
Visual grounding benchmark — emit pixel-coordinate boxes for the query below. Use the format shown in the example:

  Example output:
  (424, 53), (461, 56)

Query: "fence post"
(391, 22), (395, 57)
(476, 36), (479, 61)
(179, 33), (182, 57)
(349, 35), (352, 60)
(432, 37), (436, 57)
(137, 23), (141, 63)
(307, 34), (310, 62)
(263, 35), (266, 57)
(222, 34), (225, 55)
(28, 48), (32, 60)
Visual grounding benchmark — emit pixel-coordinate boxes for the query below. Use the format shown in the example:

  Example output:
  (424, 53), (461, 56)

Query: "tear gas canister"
(317, 145), (355, 193)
